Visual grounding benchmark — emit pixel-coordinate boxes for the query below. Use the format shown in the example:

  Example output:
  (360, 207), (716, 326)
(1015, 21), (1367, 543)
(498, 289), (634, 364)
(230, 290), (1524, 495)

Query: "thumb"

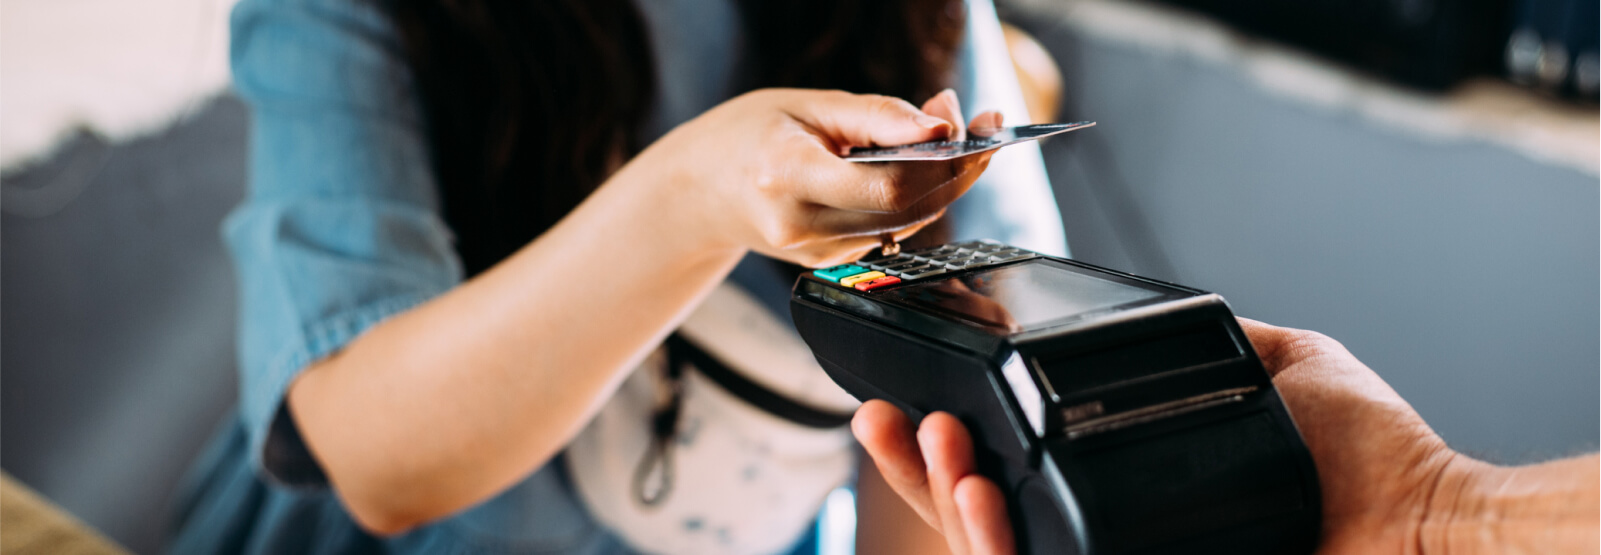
(784, 90), (954, 150)
(1237, 317), (1350, 378)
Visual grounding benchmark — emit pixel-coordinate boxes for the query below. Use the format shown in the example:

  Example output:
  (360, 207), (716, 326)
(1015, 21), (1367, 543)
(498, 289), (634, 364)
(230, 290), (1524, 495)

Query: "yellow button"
(839, 271), (886, 287)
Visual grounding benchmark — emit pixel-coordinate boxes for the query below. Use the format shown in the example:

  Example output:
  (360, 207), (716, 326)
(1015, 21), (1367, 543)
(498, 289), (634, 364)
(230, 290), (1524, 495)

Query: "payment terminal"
(790, 241), (1321, 554)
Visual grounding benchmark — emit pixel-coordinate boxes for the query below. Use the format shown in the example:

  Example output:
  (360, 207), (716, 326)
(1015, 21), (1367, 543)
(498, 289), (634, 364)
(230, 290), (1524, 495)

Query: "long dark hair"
(384, 0), (965, 276)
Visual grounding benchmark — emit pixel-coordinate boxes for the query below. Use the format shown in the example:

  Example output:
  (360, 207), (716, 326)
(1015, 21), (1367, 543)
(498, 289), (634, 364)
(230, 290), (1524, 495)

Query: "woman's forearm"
(1421, 454), (1599, 555)
(279, 87), (995, 536)
(287, 162), (743, 535)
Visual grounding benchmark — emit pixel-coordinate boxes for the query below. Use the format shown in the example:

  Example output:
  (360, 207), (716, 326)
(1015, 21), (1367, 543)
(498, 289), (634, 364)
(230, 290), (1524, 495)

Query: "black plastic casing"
(791, 250), (1321, 554)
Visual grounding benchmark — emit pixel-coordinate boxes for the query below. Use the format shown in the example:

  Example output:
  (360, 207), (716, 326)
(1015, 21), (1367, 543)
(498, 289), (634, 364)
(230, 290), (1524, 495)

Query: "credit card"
(845, 121), (1095, 162)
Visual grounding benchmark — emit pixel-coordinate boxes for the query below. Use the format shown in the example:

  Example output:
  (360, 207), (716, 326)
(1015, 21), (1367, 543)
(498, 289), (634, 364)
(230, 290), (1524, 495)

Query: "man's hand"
(1236, 318), (1454, 553)
(852, 318), (1600, 554)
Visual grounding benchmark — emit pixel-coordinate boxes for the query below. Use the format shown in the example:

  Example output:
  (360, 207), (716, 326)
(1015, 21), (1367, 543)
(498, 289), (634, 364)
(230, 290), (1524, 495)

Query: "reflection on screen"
(893, 262), (1161, 331)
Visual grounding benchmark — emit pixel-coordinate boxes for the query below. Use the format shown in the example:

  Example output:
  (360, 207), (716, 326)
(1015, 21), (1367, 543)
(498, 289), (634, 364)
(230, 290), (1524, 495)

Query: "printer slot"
(1059, 386), (1258, 439)
(1031, 321), (1244, 406)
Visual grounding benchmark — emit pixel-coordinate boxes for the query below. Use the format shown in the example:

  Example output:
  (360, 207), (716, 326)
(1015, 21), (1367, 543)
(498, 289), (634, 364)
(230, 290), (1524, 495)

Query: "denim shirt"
(167, 0), (1067, 552)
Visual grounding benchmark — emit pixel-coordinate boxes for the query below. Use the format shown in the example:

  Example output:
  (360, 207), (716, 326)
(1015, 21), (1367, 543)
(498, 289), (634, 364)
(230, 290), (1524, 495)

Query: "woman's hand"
(854, 318), (1600, 555)
(616, 88), (999, 268)
(290, 87), (1003, 535)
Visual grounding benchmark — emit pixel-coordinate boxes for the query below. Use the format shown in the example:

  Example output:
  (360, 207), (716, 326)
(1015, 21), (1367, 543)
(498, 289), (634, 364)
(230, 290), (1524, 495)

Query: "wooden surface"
(1, 473), (129, 555)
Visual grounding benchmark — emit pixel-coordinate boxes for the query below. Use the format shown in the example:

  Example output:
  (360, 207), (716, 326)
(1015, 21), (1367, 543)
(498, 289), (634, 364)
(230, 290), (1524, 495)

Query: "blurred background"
(2, 0), (1596, 553)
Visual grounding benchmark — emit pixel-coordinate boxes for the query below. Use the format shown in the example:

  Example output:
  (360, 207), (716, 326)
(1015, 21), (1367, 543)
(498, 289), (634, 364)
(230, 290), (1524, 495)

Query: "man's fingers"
(853, 400), (942, 528)
(785, 90), (952, 150)
(920, 412), (978, 554)
(955, 475), (1016, 555)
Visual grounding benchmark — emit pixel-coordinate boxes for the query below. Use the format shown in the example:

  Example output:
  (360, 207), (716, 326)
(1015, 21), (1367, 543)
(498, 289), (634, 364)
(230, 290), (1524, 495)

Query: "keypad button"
(813, 264), (870, 282)
(870, 254), (919, 269)
(839, 271), (886, 287)
(899, 267), (948, 280)
(883, 260), (923, 272)
(853, 276), (902, 291)
(811, 242), (1035, 283)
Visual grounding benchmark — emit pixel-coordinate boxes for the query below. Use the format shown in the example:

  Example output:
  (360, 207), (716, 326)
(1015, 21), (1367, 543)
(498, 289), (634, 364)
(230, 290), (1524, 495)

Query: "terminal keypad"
(814, 240), (1039, 290)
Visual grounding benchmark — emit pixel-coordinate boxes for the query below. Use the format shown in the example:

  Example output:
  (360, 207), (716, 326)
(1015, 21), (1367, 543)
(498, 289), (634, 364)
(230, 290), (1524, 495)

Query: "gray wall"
(1024, 17), (1599, 463)
(2, 97), (246, 553)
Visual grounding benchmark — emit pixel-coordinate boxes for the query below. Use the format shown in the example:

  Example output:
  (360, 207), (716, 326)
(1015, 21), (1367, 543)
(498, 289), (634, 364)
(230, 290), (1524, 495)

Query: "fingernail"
(915, 114), (952, 131)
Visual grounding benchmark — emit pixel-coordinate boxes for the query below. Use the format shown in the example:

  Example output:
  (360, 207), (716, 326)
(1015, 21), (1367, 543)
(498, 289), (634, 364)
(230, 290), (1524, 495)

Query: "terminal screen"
(889, 260), (1164, 332)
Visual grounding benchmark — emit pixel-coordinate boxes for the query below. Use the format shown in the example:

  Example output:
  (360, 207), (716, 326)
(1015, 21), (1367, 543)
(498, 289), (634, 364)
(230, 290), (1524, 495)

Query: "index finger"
(780, 89), (953, 150)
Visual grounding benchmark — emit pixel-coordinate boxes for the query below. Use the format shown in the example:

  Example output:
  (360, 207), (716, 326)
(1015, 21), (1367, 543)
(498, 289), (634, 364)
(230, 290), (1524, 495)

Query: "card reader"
(791, 240), (1321, 554)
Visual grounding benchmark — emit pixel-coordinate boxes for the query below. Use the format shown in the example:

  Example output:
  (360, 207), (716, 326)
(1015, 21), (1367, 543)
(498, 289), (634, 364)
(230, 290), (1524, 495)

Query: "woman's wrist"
(601, 145), (746, 261)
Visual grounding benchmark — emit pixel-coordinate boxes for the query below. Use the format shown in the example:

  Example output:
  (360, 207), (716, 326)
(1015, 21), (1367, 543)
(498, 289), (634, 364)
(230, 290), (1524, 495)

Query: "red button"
(854, 276), (902, 291)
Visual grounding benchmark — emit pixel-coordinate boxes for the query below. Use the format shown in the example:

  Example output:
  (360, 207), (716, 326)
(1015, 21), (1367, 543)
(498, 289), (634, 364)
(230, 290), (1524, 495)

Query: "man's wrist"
(1419, 454), (1601, 555)
(1417, 453), (1497, 555)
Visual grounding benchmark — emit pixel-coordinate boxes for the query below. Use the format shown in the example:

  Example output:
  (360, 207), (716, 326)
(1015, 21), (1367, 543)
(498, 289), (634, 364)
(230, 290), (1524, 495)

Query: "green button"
(813, 264), (870, 282)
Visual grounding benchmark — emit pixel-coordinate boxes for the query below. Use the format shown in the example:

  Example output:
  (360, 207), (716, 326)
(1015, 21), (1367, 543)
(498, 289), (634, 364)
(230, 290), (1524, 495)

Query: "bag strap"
(632, 332), (855, 507)
(665, 333), (854, 429)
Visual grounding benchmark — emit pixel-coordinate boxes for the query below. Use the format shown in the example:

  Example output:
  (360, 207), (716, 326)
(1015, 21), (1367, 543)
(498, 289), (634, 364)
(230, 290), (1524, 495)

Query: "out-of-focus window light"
(0, 0), (233, 171)
(817, 486), (857, 555)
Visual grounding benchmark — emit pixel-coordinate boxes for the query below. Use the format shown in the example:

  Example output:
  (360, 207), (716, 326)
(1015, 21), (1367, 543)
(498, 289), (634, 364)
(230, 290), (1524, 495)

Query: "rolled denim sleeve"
(949, 0), (1071, 257)
(226, 0), (462, 486)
